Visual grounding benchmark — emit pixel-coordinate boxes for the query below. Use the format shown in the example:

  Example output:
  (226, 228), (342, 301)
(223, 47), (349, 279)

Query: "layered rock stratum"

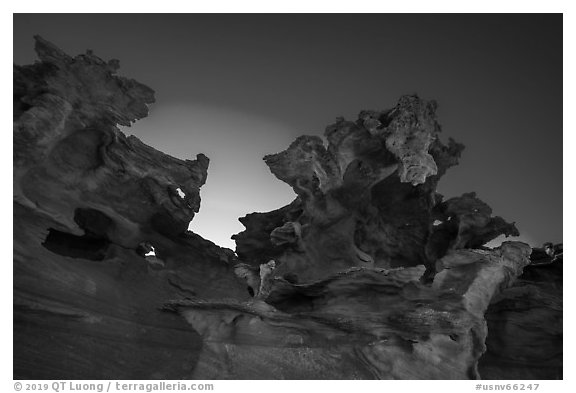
(13, 37), (562, 379)
(13, 37), (246, 379)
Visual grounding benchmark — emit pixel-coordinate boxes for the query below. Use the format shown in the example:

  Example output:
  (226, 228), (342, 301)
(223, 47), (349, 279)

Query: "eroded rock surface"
(13, 37), (248, 379)
(166, 242), (531, 379)
(14, 37), (561, 380)
(233, 96), (518, 283)
(478, 245), (563, 379)
(223, 95), (559, 379)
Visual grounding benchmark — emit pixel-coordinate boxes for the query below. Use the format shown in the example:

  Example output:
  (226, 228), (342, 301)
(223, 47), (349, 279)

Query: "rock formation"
(165, 242), (531, 379)
(13, 37), (248, 379)
(13, 37), (561, 380)
(478, 245), (563, 379)
(232, 96), (519, 282)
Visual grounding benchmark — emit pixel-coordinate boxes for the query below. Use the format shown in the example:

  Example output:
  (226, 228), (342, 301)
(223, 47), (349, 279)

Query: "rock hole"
(42, 228), (110, 261)
(145, 245), (156, 257)
(136, 241), (156, 257)
(136, 242), (165, 269)
(74, 208), (115, 237)
(176, 187), (186, 199)
(42, 208), (114, 261)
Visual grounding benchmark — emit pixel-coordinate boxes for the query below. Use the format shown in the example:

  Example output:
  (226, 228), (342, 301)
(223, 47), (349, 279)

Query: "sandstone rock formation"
(478, 245), (563, 379)
(226, 94), (560, 380)
(13, 37), (561, 380)
(13, 37), (248, 379)
(232, 96), (519, 283)
(166, 242), (531, 379)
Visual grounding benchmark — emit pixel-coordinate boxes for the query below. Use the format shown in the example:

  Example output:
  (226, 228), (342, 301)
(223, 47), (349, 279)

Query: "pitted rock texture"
(13, 37), (248, 379)
(15, 37), (210, 240)
(14, 37), (561, 380)
(225, 94), (559, 380)
(233, 96), (518, 282)
(165, 242), (531, 379)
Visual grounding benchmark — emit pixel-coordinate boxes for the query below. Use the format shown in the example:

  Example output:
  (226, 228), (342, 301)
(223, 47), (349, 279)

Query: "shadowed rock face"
(166, 243), (531, 379)
(223, 95), (559, 379)
(14, 37), (561, 380)
(478, 252), (563, 379)
(14, 37), (210, 240)
(13, 37), (247, 379)
(233, 96), (518, 282)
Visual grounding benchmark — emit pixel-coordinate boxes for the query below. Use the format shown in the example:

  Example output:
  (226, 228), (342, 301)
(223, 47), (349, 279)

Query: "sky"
(13, 14), (563, 250)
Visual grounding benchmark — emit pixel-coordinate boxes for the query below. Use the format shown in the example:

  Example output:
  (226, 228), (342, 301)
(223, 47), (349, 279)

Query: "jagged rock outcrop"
(224, 95), (559, 379)
(13, 37), (248, 379)
(14, 37), (561, 380)
(14, 36), (210, 239)
(233, 96), (518, 283)
(426, 192), (520, 262)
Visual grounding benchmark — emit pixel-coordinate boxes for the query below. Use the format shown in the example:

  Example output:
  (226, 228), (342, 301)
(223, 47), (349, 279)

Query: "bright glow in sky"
(126, 104), (543, 251)
(124, 104), (299, 249)
(14, 14), (562, 251)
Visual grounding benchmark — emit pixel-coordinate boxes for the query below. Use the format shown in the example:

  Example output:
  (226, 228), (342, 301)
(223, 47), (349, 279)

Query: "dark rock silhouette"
(233, 96), (518, 282)
(13, 37), (247, 379)
(13, 37), (561, 380)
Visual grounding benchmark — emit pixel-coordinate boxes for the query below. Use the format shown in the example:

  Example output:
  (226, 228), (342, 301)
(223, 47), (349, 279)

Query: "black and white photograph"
(9, 7), (567, 387)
